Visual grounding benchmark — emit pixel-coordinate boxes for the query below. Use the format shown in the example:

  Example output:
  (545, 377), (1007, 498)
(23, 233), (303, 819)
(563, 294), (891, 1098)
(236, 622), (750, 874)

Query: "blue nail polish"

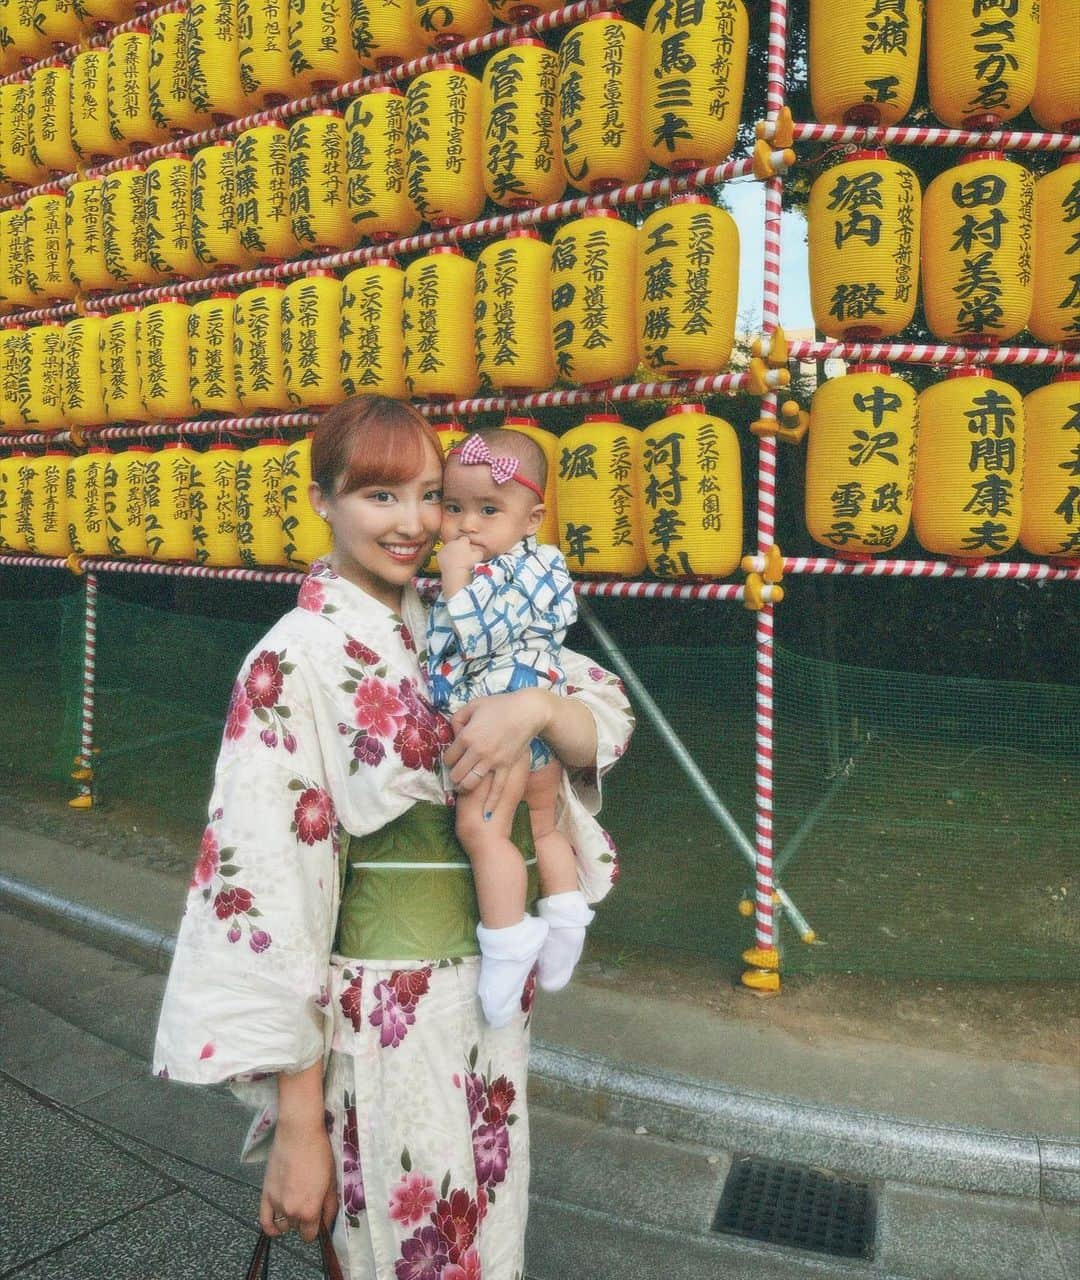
(483, 811), (493, 822)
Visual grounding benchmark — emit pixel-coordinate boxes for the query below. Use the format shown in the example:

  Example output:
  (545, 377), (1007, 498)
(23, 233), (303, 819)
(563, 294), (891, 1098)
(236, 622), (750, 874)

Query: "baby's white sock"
(476, 915), (549, 1028)
(536, 891), (595, 992)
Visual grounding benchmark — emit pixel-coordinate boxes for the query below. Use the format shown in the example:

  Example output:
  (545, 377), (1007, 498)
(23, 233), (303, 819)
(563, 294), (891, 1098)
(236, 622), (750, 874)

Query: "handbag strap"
(245, 1226), (343, 1280)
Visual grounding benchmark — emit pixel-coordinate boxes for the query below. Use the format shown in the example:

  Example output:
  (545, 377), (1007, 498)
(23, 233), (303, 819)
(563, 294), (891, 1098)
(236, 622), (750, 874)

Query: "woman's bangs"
(338, 413), (442, 495)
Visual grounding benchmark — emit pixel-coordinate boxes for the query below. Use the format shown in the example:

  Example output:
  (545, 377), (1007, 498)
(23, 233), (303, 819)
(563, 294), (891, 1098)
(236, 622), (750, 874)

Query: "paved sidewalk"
(2, 821), (1079, 1278)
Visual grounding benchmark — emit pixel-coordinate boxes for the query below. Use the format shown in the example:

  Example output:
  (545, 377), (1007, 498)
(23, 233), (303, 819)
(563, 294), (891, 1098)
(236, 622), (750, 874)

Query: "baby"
(426, 429), (594, 1027)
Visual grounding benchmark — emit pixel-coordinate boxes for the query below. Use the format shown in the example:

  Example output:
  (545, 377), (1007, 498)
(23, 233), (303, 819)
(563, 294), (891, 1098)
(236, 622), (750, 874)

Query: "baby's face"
(440, 459), (543, 561)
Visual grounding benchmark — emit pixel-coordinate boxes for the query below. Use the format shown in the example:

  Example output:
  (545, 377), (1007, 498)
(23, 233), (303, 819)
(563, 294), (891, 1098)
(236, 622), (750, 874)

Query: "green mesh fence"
(1, 570), (1077, 981)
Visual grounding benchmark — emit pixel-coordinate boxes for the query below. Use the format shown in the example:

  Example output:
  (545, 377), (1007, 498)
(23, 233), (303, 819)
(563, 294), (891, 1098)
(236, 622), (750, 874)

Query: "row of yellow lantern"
(1, 6), (751, 213)
(0, 204), (741, 430)
(0, 435), (332, 567)
(806, 365), (1080, 562)
(810, 0), (1079, 133)
(808, 149), (1079, 347)
(0, 407), (746, 579)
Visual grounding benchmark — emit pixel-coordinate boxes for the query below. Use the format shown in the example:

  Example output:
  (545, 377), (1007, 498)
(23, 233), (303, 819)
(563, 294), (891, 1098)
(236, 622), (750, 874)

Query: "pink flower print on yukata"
(291, 785), (335, 845)
(342, 1092), (366, 1224)
(389, 1172), (436, 1227)
(444, 1250), (482, 1280)
(456, 1048), (519, 1197)
(191, 827), (220, 888)
(244, 650), (297, 752)
(192, 832), (269, 952)
(395, 1226), (447, 1280)
(223, 681), (251, 741)
(433, 1188), (479, 1264)
(368, 967), (432, 1048)
(297, 577), (325, 613)
(339, 972), (363, 1032)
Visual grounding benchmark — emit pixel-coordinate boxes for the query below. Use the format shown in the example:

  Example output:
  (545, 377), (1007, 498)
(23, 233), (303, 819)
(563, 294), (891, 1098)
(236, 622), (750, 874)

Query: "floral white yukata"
(153, 560), (632, 1280)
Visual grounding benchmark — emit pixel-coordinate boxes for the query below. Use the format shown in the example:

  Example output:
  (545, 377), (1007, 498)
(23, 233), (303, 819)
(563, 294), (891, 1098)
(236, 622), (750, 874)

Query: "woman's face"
(310, 443), (443, 610)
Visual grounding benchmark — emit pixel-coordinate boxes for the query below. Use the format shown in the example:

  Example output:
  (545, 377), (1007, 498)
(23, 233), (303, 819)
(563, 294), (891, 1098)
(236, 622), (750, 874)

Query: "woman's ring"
(273, 1214), (289, 1225)
(469, 767), (485, 778)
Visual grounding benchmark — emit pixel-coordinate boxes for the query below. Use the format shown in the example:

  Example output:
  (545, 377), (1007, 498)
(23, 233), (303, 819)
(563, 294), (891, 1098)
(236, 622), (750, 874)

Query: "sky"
(724, 178), (814, 334)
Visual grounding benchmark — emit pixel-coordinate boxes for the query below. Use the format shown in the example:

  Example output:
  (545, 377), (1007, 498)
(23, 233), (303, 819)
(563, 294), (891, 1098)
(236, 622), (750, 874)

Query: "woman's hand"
(444, 688), (598, 813)
(444, 689), (551, 813)
(260, 1063), (337, 1243)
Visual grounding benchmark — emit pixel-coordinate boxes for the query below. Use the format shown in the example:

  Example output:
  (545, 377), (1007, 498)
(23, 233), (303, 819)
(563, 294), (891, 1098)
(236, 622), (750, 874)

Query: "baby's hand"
(437, 535), (482, 582)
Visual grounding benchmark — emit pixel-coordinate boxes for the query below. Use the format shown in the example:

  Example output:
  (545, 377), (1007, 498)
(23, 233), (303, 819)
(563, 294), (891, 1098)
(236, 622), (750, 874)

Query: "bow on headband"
(449, 433), (545, 499)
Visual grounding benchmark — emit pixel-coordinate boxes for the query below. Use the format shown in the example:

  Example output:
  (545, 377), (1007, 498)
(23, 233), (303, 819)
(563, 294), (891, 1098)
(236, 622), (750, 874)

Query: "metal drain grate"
(712, 1154), (877, 1260)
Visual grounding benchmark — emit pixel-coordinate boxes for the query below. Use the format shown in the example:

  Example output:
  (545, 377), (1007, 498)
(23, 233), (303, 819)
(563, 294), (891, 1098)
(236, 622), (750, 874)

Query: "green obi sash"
(335, 801), (538, 961)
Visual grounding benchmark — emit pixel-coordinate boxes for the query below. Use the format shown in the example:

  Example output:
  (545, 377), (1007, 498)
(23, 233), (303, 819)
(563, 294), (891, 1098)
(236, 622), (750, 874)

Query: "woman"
(153, 396), (633, 1279)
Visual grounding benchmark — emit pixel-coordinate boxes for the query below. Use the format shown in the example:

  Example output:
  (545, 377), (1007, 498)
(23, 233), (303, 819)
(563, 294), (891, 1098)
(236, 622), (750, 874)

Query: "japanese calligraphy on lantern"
(928, 0), (1039, 127)
(1020, 382), (1080, 560)
(482, 46), (560, 207)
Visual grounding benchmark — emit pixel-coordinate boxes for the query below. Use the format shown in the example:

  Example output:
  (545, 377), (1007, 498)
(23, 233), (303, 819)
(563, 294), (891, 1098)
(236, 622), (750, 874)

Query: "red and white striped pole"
(743, 0), (790, 986)
(70, 570), (98, 809)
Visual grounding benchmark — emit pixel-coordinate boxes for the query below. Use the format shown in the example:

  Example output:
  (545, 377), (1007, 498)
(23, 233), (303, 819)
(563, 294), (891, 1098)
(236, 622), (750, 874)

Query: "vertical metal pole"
(69, 570), (97, 809)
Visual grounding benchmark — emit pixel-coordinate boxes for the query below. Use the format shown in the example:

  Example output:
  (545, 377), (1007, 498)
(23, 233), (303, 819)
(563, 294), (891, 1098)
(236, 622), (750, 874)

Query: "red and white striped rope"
(778, 557), (1080, 581)
(789, 340), (1080, 368)
(782, 120), (1080, 153)
(0, 0), (620, 213)
(765, 0), (787, 120)
(0, 1), (187, 90)
(0, 152), (764, 327)
(0, 369), (787, 448)
(0, 552), (69, 569)
(76, 570), (98, 798)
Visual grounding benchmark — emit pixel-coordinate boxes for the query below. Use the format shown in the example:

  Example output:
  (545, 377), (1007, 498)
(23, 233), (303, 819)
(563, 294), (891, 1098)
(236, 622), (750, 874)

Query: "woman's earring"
(318, 511), (328, 520)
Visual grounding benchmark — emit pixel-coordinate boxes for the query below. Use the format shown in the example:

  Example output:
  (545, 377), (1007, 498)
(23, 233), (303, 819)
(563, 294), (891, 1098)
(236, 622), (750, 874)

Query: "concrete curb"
(3, 872), (1077, 1205)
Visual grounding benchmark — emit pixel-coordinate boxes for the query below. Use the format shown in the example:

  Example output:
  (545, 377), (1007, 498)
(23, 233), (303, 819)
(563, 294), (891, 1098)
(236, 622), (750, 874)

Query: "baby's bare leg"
(525, 759), (578, 897)
(455, 751), (532, 928)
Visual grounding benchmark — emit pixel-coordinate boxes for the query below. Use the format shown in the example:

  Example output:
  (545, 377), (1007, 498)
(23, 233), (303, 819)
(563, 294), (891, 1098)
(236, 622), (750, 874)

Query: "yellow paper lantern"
(1020, 372), (1080, 561)
(235, 284), (289, 412)
(637, 404), (743, 578)
(5, 0), (48, 64)
(189, 293), (242, 416)
(474, 231), (556, 393)
(503, 414), (559, 546)
(288, 111), (354, 252)
(481, 39), (563, 209)
(806, 364), (918, 556)
(21, 322), (66, 431)
(921, 151), (1034, 345)
(101, 165), (164, 287)
(1030, 156), (1080, 348)
(403, 246), (479, 400)
(61, 315), (109, 430)
(191, 142), (252, 273)
(349, 0), (425, 70)
(29, 64), (79, 175)
(637, 194), (740, 376)
(23, 188), (75, 302)
(927, 0), (1039, 128)
(235, 125), (300, 264)
(185, 0), (248, 121)
(809, 0), (924, 127)
(1031, 0), (1080, 131)
(107, 28), (167, 151)
(287, 0), (361, 93)
(340, 259), (408, 399)
(36, 0), (82, 50)
(0, 326), (27, 430)
(280, 433), (331, 567)
(0, 84), (45, 188)
(144, 155), (202, 281)
(149, 11), (212, 136)
(405, 65), (484, 227)
(33, 450), (70, 558)
(913, 368), (1024, 559)
(643, 0), (748, 170)
(557, 13), (646, 195)
(0, 451), (33, 551)
(282, 271), (345, 410)
(145, 442), (197, 561)
(416, 0), (491, 48)
(65, 178), (113, 293)
(71, 49), (123, 164)
(556, 414), (645, 575)
(76, 0), (139, 29)
(100, 309), (146, 423)
(0, 211), (35, 309)
(344, 88), (420, 243)
(65, 446), (112, 557)
(236, 0), (301, 107)
(192, 442), (242, 566)
(808, 150), (921, 340)
(240, 437), (288, 567)
(104, 444), (152, 558)
(138, 300), (194, 420)
(550, 210), (638, 387)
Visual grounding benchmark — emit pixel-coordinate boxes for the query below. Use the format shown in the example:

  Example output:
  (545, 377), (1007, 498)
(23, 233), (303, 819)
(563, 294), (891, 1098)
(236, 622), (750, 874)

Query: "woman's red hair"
(310, 396), (443, 497)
